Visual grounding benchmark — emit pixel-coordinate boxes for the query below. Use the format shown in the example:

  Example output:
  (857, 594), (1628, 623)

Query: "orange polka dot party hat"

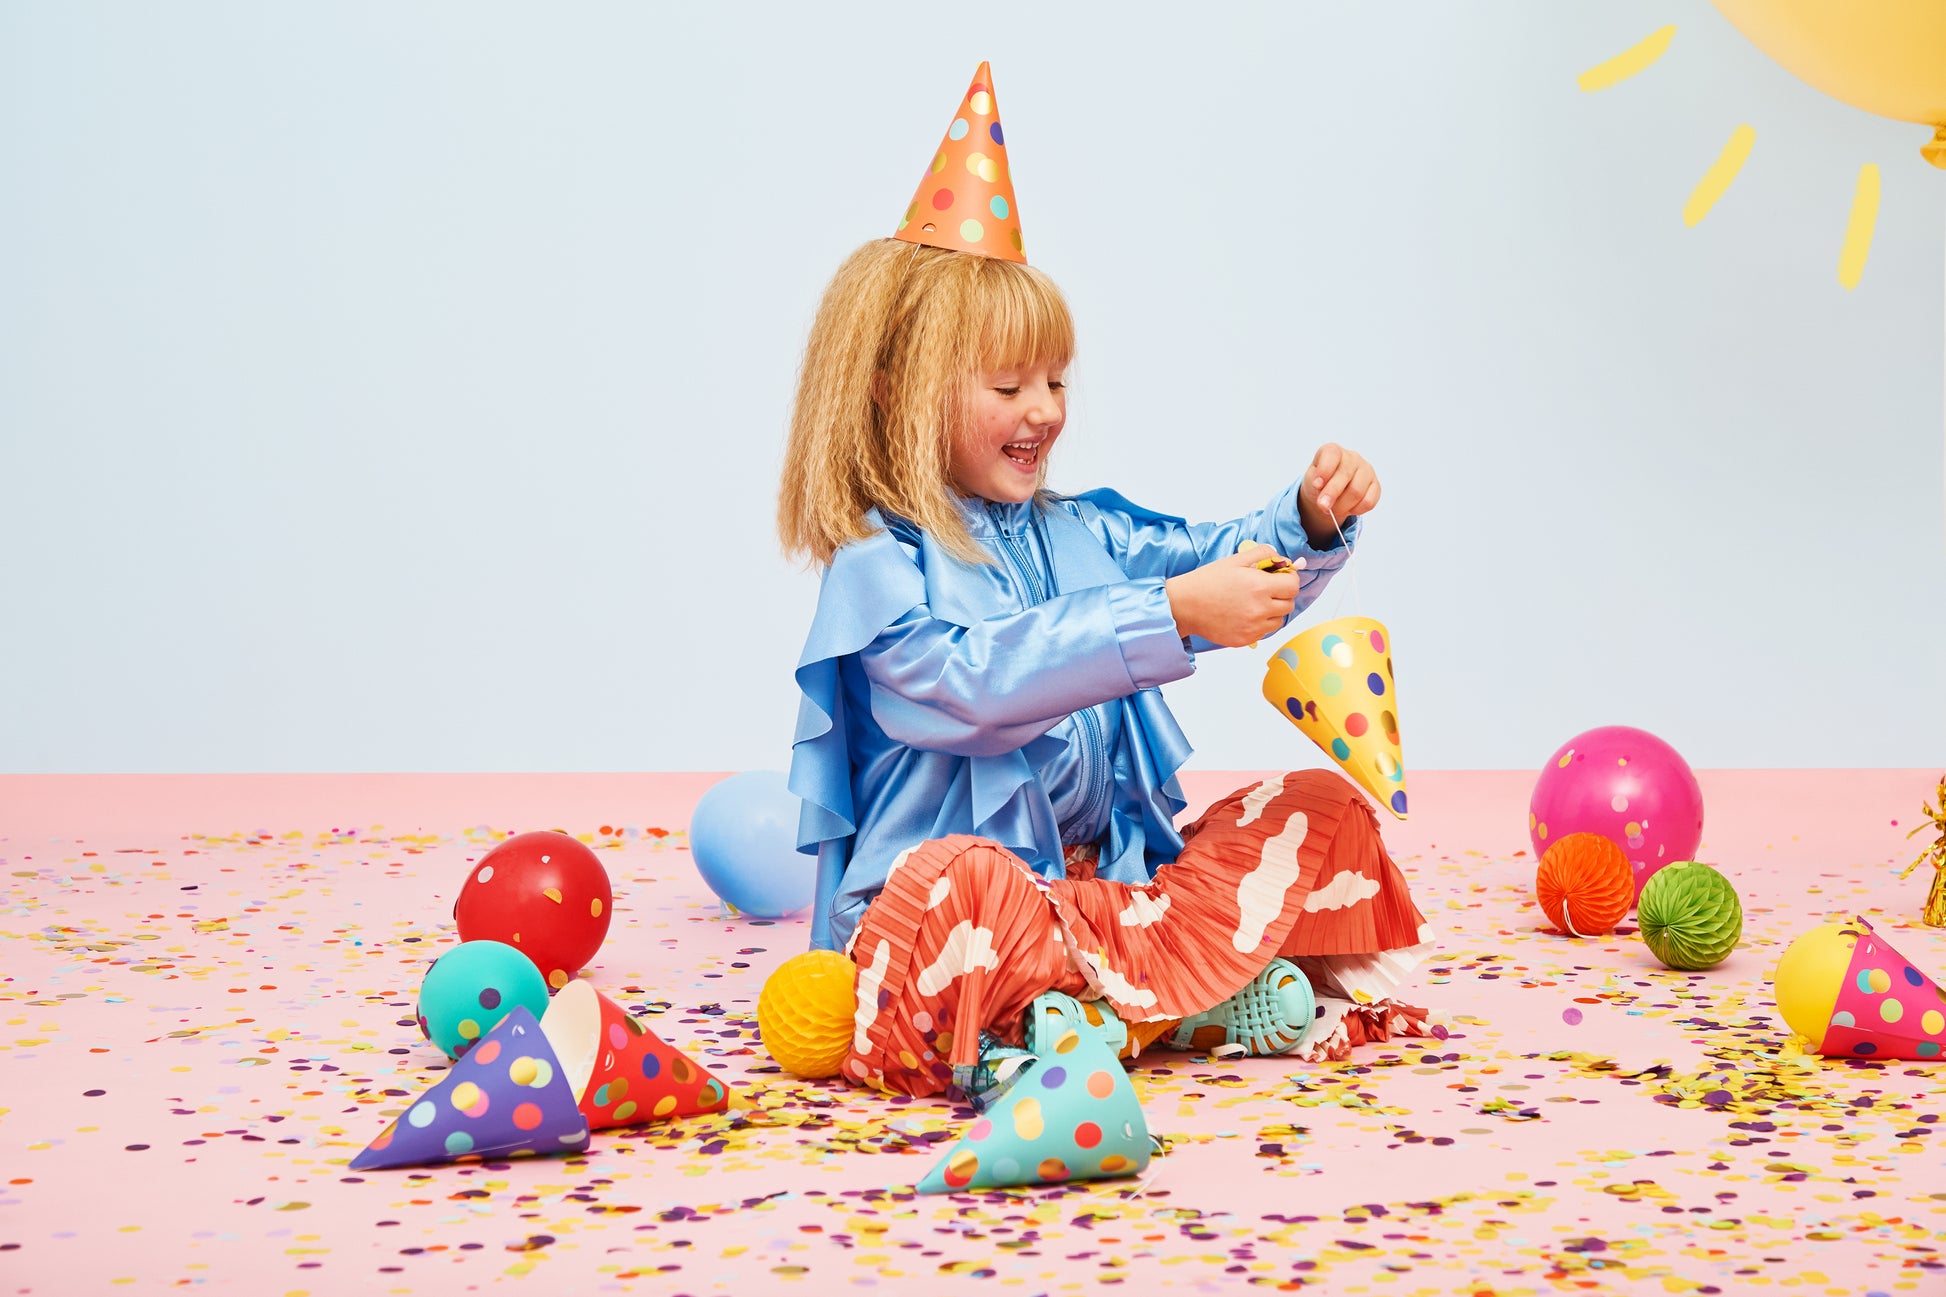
(893, 61), (1026, 263)
(540, 979), (737, 1131)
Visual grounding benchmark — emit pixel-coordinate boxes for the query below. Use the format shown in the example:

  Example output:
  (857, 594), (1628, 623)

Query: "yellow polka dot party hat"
(893, 62), (1026, 263)
(1262, 616), (1409, 819)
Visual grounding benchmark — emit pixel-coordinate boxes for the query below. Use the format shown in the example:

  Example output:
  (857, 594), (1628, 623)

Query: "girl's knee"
(1278, 768), (1355, 799)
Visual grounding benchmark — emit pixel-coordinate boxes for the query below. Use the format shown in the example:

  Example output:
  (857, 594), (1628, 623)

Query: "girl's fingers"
(1317, 459), (1359, 513)
(1309, 443), (1342, 492)
(1232, 542), (1280, 568)
(1341, 465), (1376, 515)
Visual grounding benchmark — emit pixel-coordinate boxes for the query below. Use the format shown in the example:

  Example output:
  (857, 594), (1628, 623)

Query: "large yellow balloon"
(1710, 0), (1946, 166)
(1771, 921), (1861, 1044)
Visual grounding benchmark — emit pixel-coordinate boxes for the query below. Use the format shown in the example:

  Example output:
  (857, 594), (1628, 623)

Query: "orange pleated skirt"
(842, 770), (1428, 1097)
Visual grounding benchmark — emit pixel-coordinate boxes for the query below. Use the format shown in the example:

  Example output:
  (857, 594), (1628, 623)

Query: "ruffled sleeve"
(856, 585), (1191, 760)
(788, 517), (927, 853)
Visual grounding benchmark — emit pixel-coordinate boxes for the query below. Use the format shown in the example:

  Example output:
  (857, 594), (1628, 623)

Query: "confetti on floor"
(3, 769), (1942, 1293)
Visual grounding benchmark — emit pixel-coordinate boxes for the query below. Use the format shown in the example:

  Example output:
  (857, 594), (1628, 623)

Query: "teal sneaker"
(952, 1033), (1035, 1112)
(957, 994), (1138, 1111)
(1025, 991), (1129, 1059)
(1168, 958), (1317, 1057)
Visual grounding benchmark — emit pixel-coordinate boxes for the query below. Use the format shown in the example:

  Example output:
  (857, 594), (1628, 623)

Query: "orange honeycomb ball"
(1536, 832), (1634, 937)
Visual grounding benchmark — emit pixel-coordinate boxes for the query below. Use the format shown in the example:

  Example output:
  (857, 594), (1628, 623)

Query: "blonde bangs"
(977, 260), (1075, 374)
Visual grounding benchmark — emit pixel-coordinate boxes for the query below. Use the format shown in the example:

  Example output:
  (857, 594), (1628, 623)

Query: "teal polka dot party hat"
(893, 61), (1027, 263)
(916, 1019), (1151, 1193)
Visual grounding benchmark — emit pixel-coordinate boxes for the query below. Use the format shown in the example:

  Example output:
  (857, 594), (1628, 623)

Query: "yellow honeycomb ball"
(758, 950), (858, 1079)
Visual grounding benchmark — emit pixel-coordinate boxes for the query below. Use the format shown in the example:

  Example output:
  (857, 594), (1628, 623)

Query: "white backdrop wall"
(2, 2), (1941, 774)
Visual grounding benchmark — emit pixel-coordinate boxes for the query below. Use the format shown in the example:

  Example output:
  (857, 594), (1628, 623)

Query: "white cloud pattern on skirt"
(916, 920), (1000, 996)
(1118, 891), (1171, 927)
(853, 938), (892, 1054)
(1235, 774), (1287, 828)
(1302, 869), (1380, 913)
(1231, 810), (1310, 953)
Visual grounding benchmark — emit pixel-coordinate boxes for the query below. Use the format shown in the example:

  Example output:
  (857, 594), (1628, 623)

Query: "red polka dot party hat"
(539, 979), (737, 1131)
(916, 1022), (1150, 1193)
(893, 62), (1026, 263)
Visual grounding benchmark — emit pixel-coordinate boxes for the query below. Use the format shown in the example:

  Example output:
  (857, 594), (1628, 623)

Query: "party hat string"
(1324, 506), (1363, 620)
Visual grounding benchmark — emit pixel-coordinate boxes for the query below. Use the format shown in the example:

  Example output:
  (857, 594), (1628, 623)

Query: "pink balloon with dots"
(1529, 725), (1704, 900)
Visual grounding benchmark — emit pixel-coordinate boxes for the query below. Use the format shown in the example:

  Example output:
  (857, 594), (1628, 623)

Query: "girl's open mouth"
(1003, 441), (1041, 470)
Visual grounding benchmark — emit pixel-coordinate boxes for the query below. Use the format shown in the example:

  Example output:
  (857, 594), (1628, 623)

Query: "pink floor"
(2, 769), (1942, 1295)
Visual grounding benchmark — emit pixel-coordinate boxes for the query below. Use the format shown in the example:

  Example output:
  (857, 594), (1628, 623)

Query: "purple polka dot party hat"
(916, 1020), (1151, 1194)
(893, 61), (1027, 263)
(350, 1007), (591, 1171)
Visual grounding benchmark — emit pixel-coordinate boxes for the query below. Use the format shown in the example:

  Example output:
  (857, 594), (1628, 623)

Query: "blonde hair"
(779, 239), (1075, 567)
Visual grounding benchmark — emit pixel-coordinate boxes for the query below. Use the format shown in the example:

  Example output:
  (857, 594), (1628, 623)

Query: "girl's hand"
(1298, 443), (1381, 549)
(1165, 545), (1304, 648)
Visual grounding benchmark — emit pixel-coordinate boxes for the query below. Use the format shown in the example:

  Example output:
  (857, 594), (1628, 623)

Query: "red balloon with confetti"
(455, 831), (613, 989)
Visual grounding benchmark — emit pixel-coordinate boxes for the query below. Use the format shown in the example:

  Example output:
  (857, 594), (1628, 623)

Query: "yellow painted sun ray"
(1837, 163), (1882, 290)
(1578, 25), (1677, 93)
(1683, 124), (1756, 227)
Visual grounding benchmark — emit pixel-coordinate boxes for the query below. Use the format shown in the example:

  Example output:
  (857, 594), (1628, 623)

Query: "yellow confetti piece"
(1577, 24), (1675, 92)
(1837, 162), (1880, 290)
(1683, 124), (1755, 227)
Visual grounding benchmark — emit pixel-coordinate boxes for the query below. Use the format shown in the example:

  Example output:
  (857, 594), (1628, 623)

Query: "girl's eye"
(1049, 381), (1065, 390)
(994, 386), (1020, 397)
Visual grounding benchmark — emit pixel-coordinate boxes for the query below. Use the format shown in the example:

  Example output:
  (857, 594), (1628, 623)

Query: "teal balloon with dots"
(416, 940), (551, 1059)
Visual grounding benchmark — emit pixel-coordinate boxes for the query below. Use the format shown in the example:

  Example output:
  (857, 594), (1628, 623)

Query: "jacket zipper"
(988, 503), (1114, 848)
(989, 502), (1047, 605)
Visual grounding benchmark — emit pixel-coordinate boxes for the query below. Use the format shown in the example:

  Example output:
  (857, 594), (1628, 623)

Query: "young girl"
(780, 65), (1429, 1099)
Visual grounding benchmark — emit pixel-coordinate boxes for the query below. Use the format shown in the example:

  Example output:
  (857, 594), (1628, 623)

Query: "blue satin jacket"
(792, 483), (1357, 951)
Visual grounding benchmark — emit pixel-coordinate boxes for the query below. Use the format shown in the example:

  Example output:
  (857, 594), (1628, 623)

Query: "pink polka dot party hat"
(1815, 917), (1944, 1061)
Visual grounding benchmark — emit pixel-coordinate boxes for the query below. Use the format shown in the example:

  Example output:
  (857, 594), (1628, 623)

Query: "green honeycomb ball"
(1637, 861), (1743, 971)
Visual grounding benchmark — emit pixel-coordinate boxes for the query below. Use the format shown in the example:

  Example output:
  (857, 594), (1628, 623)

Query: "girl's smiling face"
(952, 362), (1067, 504)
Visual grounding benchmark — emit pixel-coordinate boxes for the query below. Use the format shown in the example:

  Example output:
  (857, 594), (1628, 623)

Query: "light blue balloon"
(688, 771), (813, 918)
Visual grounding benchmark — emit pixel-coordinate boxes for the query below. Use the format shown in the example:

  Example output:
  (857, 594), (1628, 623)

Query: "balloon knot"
(1923, 125), (1946, 170)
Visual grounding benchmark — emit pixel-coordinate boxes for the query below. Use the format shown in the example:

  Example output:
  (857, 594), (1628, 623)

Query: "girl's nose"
(1027, 388), (1061, 428)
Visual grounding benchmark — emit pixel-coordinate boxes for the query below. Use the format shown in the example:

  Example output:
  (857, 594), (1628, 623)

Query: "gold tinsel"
(1900, 774), (1946, 928)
